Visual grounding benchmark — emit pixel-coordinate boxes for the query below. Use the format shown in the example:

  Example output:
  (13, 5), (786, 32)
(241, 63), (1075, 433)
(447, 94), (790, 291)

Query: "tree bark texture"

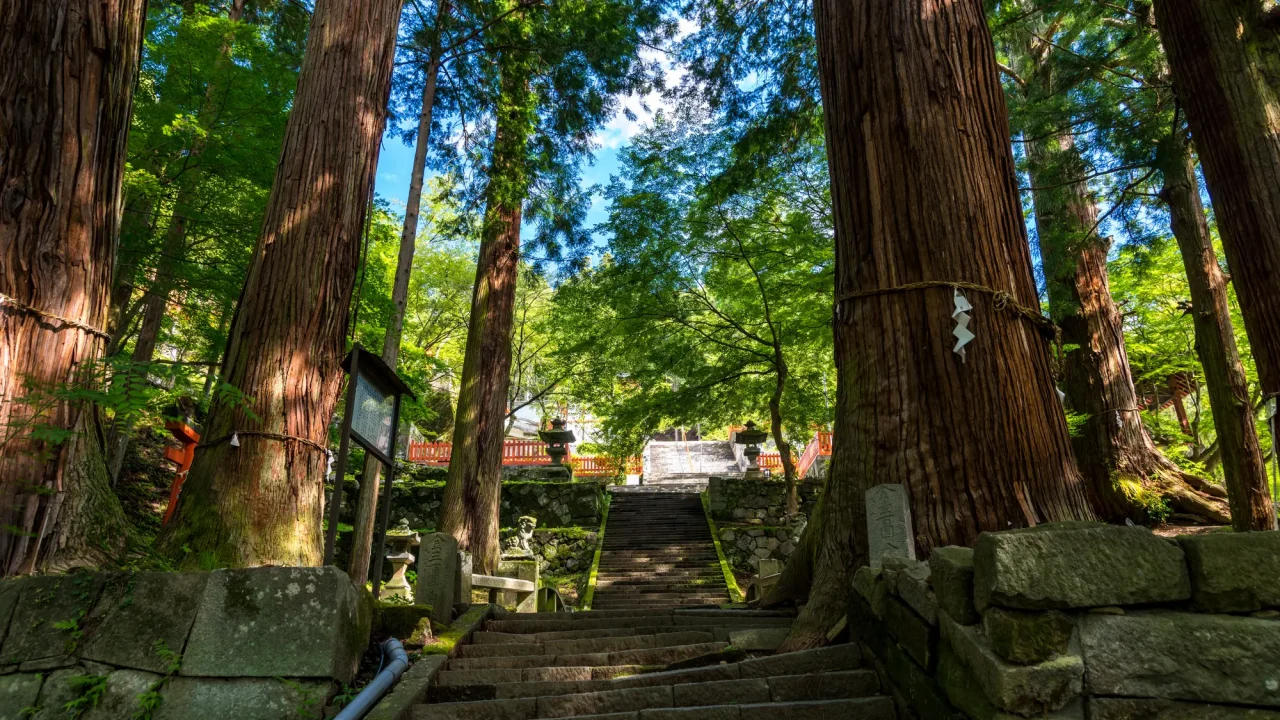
(438, 34), (534, 575)
(1158, 135), (1275, 531)
(772, 0), (1095, 652)
(0, 0), (146, 575)
(157, 0), (404, 568)
(1028, 136), (1228, 525)
(349, 9), (448, 583)
(1153, 0), (1280, 402)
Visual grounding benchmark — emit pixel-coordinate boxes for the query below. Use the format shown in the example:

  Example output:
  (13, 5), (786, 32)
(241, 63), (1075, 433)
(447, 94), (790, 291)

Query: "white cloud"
(593, 27), (691, 150)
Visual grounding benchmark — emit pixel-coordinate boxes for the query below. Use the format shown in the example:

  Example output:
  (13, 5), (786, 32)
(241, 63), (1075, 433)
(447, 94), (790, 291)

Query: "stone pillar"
(454, 550), (474, 608)
(497, 559), (539, 613)
(866, 483), (915, 569)
(416, 533), (458, 623)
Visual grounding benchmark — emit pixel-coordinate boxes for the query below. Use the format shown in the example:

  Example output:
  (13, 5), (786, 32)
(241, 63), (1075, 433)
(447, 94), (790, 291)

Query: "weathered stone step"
(437, 665), (650, 687)
(430, 668), (879, 705)
(593, 568), (727, 573)
(591, 579), (727, 591)
(589, 594), (729, 603)
(446, 642), (729, 671)
(597, 558), (718, 564)
(474, 625), (786, 648)
(487, 616), (795, 635)
(417, 672), (888, 719)
(457, 631), (715, 659)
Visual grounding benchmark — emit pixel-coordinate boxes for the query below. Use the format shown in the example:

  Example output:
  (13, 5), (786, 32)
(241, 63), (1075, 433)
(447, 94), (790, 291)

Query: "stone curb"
(582, 493), (613, 610)
(701, 492), (744, 602)
(366, 604), (498, 719)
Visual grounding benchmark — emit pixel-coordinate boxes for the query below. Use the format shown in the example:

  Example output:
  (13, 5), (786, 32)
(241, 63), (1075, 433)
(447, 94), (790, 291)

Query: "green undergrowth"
(420, 605), (490, 656)
(700, 492), (743, 602)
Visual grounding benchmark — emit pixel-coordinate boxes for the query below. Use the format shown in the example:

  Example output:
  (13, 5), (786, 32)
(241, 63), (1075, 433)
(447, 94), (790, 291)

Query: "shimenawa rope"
(197, 430), (329, 455)
(0, 292), (111, 341)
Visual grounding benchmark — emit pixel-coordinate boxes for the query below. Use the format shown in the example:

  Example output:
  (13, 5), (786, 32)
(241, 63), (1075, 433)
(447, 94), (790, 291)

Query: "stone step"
(473, 625), (785, 648)
(588, 594), (729, 603)
(589, 584), (726, 591)
(429, 668), (880, 705)
(485, 616), (794, 635)
(588, 597), (732, 602)
(417, 675), (890, 719)
(437, 665), (650, 687)
(457, 631), (716, 659)
(446, 642), (729, 671)
(593, 568), (727, 573)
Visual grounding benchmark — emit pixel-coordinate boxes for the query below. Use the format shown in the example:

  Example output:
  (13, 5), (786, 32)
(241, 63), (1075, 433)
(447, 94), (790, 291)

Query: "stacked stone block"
(384, 479), (605, 531)
(0, 567), (371, 720)
(848, 522), (1280, 719)
(706, 476), (821, 526)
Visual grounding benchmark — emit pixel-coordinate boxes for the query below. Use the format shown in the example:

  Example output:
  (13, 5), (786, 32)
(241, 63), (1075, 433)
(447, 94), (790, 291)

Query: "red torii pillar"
(161, 419), (201, 525)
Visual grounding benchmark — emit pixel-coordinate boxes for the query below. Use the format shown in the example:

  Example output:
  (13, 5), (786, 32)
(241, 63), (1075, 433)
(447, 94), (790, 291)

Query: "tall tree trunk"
(1153, 0), (1280, 404)
(348, 7), (448, 583)
(1028, 135), (1229, 525)
(438, 27), (534, 574)
(0, 0), (147, 575)
(1158, 134), (1275, 531)
(769, 350), (798, 516)
(157, 0), (404, 568)
(766, 0), (1095, 651)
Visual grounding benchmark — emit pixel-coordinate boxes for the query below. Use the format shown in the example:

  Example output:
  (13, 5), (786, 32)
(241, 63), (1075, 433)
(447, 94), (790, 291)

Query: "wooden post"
(324, 346), (361, 565)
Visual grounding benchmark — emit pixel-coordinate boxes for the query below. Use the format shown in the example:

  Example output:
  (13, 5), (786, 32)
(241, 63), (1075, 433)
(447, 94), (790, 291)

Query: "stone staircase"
(414, 608), (895, 719)
(643, 441), (739, 487)
(590, 490), (729, 610)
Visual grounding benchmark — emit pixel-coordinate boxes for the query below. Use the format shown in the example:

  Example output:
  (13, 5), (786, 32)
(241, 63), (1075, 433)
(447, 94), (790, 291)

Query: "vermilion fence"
(407, 438), (639, 477)
(725, 428), (834, 478)
(795, 431), (833, 478)
(409, 441), (452, 465)
(570, 455), (643, 477)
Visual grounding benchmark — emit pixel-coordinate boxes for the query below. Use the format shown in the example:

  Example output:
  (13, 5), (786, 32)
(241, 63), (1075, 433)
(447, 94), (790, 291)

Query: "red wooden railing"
(503, 439), (552, 465)
(408, 438), (639, 477)
(570, 455), (641, 477)
(794, 430), (834, 480)
(757, 452), (784, 472)
(408, 441), (453, 465)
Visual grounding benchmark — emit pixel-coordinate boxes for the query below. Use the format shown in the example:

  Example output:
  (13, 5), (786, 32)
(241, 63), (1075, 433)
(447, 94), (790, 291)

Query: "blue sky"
(371, 38), (684, 247)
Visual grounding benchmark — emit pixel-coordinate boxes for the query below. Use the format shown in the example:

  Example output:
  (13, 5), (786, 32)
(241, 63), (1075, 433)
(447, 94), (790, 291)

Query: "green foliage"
(551, 107), (834, 456)
(63, 675), (108, 719)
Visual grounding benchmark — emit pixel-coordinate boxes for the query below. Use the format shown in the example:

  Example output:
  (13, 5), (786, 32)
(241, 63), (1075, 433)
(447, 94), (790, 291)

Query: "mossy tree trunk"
(1158, 133), (1275, 531)
(765, 0), (1095, 652)
(1027, 134), (1229, 525)
(1154, 0), (1280, 405)
(0, 0), (146, 575)
(438, 16), (535, 574)
(157, 0), (404, 568)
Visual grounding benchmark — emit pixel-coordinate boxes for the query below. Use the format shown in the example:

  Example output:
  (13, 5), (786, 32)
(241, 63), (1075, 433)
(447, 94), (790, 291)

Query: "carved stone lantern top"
(734, 420), (769, 446)
(538, 417), (576, 445)
(385, 518), (420, 555)
(539, 417), (575, 466)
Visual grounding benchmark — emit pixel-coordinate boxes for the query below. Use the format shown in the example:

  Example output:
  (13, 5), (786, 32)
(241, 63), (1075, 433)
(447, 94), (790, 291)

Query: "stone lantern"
(734, 421), (769, 480)
(382, 519), (420, 602)
(538, 417), (576, 466)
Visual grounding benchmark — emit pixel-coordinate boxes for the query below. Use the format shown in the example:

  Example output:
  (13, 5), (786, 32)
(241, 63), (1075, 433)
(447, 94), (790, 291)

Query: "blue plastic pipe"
(333, 638), (409, 720)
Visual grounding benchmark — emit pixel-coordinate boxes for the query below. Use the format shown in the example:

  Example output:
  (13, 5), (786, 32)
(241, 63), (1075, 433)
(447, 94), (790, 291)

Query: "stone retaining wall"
(848, 522), (1280, 719)
(717, 525), (800, 579)
(706, 476), (821, 525)
(501, 528), (598, 604)
(383, 478), (605, 531)
(0, 567), (370, 720)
